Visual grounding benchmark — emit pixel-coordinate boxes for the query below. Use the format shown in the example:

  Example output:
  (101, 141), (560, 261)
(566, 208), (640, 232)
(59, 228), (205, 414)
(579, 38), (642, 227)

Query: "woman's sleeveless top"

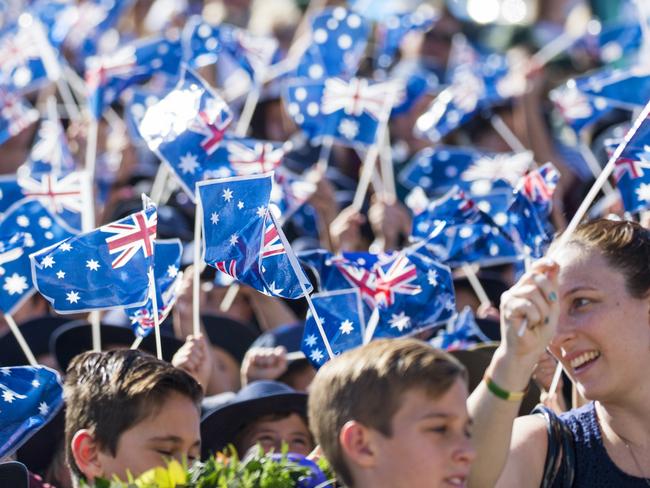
(553, 402), (649, 487)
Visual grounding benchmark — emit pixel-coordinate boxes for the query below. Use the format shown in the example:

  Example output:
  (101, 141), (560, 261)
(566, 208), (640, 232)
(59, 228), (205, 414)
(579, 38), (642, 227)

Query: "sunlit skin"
(238, 413), (314, 456)
(548, 246), (650, 404)
(349, 379), (476, 488)
(73, 391), (201, 484)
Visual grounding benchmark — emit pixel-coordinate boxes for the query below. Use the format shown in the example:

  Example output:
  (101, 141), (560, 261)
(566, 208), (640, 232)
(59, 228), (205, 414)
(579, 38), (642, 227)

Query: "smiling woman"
(467, 219), (650, 488)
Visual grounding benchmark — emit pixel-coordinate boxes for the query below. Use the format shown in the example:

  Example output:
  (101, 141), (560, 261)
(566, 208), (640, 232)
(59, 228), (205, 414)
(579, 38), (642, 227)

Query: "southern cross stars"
(210, 212), (219, 225)
(222, 188), (233, 202)
(339, 319), (354, 334)
(66, 291), (80, 304)
(389, 312), (411, 332)
(304, 334), (318, 347)
(229, 233), (239, 245)
(41, 255), (55, 268)
(256, 206), (266, 218)
(86, 259), (100, 271)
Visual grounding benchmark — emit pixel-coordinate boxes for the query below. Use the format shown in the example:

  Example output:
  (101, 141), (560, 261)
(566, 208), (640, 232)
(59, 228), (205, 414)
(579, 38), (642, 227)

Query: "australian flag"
(430, 306), (491, 351)
(125, 239), (183, 338)
(571, 21), (642, 64)
(30, 201), (156, 313)
(0, 171), (86, 232)
(86, 34), (182, 119)
(416, 36), (524, 143)
(23, 115), (77, 176)
(0, 201), (76, 314)
(374, 4), (437, 70)
(611, 103), (650, 213)
(0, 365), (63, 459)
(0, 90), (38, 146)
(138, 66), (233, 200)
(399, 145), (533, 197)
(198, 173), (313, 299)
(211, 136), (289, 177)
(572, 65), (650, 108)
(295, 7), (370, 81)
(0, 16), (58, 94)
(550, 79), (614, 134)
(182, 16), (278, 82)
(370, 250), (455, 340)
(301, 288), (365, 369)
(285, 76), (397, 147)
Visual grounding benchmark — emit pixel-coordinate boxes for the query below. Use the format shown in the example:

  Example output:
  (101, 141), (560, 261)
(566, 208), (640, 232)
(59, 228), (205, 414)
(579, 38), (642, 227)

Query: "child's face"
(239, 412), (313, 456)
(367, 379), (475, 488)
(96, 391), (201, 481)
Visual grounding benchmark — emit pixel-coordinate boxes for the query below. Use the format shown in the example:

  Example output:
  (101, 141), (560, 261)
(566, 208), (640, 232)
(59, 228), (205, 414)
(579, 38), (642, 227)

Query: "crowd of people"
(1, 0), (649, 487)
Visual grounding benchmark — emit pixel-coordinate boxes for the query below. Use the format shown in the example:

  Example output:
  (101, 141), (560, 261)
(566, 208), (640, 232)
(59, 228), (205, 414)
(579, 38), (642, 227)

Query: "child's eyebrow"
(148, 435), (200, 447)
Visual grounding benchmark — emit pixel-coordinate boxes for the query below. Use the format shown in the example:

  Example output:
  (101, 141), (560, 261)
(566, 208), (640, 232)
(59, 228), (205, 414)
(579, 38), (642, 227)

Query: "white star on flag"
(222, 188), (233, 202)
(31, 380), (40, 387)
(339, 319), (354, 335)
(304, 334), (318, 347)
(178, 152), (199, 174)
(2, 390), (16, 402)
(66, 291), (80, 304)
(310, 348), (324, 363)
(237, 200), (244, 209)
(86, 259), (100, 271)
(167, 265), (179, 277)
(210, 212), (219, 225)
(38, 401), (49, 415)
(56, 270), (65, 279)
(265, 281), (284, 295)
(60, 242), (72, 252)
(3, 273), (28, 295)
(256, 206), (266, 218)
(389, 312), (411, 332)
(229, 233), (239, 245)
(338, 118), (359, 140)
(427, 269), (438, 286)
(41, 255), (55, 268)
(636, 183), (650, 203)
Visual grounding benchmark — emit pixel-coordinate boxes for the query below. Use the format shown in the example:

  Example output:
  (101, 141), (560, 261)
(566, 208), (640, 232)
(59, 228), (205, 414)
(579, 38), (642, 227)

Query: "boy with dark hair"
(64, 349), (203, 487)
(308, 338), (476, 488)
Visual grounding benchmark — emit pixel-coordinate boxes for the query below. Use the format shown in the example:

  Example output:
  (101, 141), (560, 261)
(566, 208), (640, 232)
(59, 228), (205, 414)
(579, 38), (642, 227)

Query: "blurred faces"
(549, 245), (650, 403)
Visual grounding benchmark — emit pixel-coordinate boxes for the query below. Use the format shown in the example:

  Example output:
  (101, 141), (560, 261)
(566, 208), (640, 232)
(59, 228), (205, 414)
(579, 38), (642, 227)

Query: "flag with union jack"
(209, 136), (289, 177)
(0, 171), (87, 232)
(86, 34), (182, 119)
(0, 90), (38, 146)
(22, 114), (77, 176)
(198, 173), (313, 299)
(610, 102), (650, 213)
(138, 66), (233, 201)
(430, 306), (491, 351)
(30, 200), (156, 313)
(124, 239), (183, 338)
(285, 76), (397, 147)
(301, 288), (365, 369)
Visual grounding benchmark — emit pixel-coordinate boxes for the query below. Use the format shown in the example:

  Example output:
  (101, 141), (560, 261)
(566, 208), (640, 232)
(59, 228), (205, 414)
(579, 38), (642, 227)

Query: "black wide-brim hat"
(200, 380), (307, 459)
(201, 314), (260, 365)
(449, 343), (541, 416)
(51, 320), (184, 372)
(0, 315), (69, 366)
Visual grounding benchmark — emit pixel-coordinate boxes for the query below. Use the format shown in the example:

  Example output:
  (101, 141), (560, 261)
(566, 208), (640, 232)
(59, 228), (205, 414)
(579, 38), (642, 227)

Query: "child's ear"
(71, 429), (103, 482)
(339, 420), (376, 468)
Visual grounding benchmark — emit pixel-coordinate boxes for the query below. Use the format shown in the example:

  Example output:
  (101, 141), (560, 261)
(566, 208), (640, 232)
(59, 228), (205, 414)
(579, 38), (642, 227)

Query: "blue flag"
(550, 80), (615, 134)
(0, 90), (39, 145)
(571, 21), (642, 64)
(370, 250), (455, 340)
(198, 173), (313, 299)
(611, 105), (650, 213)
(0, 365), (63, 459)
(0, 171), (87, 231)
(138, 66), (233, 200)
(31, 202), (156, 313)
(285, 76), (396, 147)
(0, 201), (76, 314)
(23, 115), (77, 175)
(295, 7), (370, 81)
(85, 35), (182, 119)
(399, 145), (533, 196)
(430, 306), (490, 351)
(301, 288), (365, 369)
(125, 239), (183, 338)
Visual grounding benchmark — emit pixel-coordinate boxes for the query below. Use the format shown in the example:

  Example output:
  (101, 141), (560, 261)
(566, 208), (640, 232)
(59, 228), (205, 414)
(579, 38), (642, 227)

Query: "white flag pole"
(192, 196), (203, 338)
(4, 314), (38, 366)
(268, 211), (334, 360)
(148, 268), (163, 360)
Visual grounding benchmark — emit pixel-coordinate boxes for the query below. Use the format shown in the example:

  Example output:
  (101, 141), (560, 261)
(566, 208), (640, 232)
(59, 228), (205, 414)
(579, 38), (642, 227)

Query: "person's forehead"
(129, 392), (201, 438)
(252, 412), (309, 432)
(394, 381), (469, 422)
(555, 245), (621, 288)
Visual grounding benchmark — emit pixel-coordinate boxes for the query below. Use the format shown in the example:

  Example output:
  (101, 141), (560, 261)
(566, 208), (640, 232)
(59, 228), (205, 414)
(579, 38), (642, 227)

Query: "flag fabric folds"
(430, 306), (491, 351)
(198, 173), (313, 299)
(30, 202), (157, 313)
(0, 90), (38, 146)
(0, 365), (63, 459)
(301, 288), (365, 369)
(125, 239), (183, 338)
(138, 66), (233, 200)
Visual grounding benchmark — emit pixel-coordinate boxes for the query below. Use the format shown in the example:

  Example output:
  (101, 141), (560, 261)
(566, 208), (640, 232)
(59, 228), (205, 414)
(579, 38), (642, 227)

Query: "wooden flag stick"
(130, 335), (143, 350)
(490, 114), (527, 154)
(379, 130), (397, 203)
(461, 264), (491, 309)
(4, 314), (37, 366)
(576, 137), (616, 196)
